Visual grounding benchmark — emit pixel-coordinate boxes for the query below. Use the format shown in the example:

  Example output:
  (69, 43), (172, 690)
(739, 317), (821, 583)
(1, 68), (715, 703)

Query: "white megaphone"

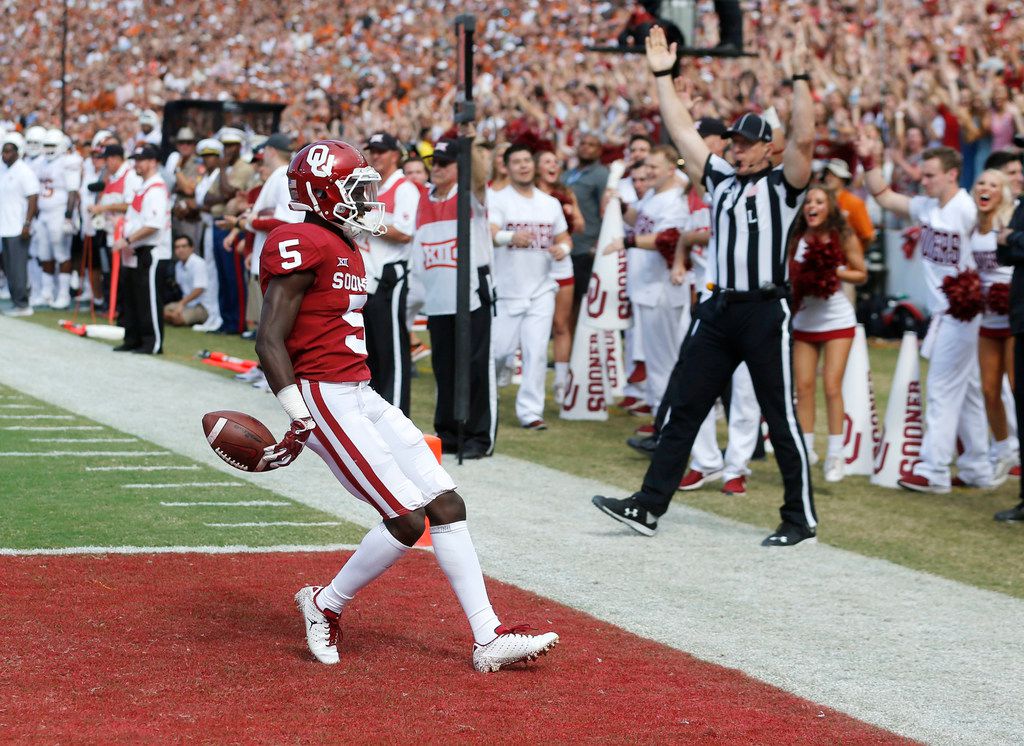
(871, 330), (923, 488)
(841, 325), (879, 476)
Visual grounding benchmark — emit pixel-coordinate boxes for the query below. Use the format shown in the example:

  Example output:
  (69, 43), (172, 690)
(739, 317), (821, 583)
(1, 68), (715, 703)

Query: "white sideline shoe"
(472, 624), (559, 672)
(824, 454), (844, 483)
(235, 366), (264, 383)
(294, 586), (341, 665)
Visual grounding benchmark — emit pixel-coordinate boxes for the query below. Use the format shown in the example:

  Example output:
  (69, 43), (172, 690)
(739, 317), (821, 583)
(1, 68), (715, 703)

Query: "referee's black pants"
(635, 297), (816, 530)
(1015, 333), (1024, 499)
(118, 246), (164, 354)
(364, 260), (411, 415)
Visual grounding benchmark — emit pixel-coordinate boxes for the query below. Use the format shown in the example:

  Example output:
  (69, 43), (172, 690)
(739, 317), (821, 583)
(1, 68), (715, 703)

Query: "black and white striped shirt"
(702, 154), (807, 292)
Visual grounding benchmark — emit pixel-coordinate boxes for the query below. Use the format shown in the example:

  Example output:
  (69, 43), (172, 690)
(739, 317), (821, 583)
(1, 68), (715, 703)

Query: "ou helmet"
(43, 128), (66, 158)
(24, 125), (47, 158)
(287, 139), (385, 236)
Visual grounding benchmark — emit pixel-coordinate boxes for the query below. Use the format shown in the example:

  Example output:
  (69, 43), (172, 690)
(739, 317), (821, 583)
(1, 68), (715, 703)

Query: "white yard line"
(29, 437), (137, 443)
(0, 543), (362, 556)
(160, 500), (291, 507)
(86, 465), (202, 472)
(2, 316), (1023, 744)
(0, 403), (40, 409)
(0, 450), (171, 457)
(125, 481), (246, 489)
(205, 521), (344, 528)
(2, 426), (103, 431)
(0, 414), (74, 420)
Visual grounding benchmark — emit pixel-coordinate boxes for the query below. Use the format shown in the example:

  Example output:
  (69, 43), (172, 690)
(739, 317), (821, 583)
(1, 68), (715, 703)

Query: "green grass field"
(14, 309), (1024, 597)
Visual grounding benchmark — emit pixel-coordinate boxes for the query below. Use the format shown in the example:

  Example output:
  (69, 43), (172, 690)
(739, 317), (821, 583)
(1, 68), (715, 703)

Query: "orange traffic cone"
(416, 434), (444, 547)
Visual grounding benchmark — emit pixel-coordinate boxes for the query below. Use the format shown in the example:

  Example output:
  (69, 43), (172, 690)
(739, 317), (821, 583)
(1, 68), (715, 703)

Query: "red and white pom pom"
(987, 282), (1011, 316)
(791, 234), (845, 307)
(941, 270), (984, 322)
(655, 228), (681, 268)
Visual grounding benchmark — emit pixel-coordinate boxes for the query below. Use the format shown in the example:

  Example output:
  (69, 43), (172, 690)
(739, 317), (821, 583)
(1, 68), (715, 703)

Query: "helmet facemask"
(331, 166), (386, 236)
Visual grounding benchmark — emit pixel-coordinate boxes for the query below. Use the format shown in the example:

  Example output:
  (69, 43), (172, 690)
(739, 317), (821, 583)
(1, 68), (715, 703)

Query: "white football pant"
(493, 291), (556, 425)
(635, 301), (689, 413)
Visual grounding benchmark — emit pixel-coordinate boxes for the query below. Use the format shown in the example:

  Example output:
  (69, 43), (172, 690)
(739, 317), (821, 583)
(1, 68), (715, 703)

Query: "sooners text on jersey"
(260, 221), (371, 382)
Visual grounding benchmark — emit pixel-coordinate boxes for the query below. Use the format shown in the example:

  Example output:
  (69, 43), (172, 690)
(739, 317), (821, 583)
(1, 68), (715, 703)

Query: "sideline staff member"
(593, 26), (818, 547)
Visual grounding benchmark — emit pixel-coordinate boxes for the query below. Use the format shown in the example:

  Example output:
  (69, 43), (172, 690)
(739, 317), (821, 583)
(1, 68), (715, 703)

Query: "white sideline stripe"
(160, 500), (290, 507)
(0, 403), (40, 409)
(86, 465), (202, 472)
(125, 481), (245, 489)
(2, 426), (103, 431)
(0, 450), (171, 457)
(29, 437), (138, 443)
(0, 543), (362, 556)
(205, 521), (343, 528)
(0, 414), (74, 420)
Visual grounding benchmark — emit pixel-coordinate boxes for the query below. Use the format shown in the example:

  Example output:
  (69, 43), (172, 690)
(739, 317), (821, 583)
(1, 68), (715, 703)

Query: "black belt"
(715, 284), (789, 303)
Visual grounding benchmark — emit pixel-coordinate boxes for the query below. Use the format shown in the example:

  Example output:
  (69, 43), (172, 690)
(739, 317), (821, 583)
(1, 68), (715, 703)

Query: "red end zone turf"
(0, 552), (910, 744)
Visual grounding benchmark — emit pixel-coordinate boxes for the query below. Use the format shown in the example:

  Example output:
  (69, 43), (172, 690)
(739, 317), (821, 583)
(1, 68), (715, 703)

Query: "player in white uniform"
(22, 126), (47, 305)
(790, 187), (867, 483)
(33, 129), (81, 309)
(489, 143), (572, 429)
(970, 169), (1019, 474)
(860, 137), (999, 491)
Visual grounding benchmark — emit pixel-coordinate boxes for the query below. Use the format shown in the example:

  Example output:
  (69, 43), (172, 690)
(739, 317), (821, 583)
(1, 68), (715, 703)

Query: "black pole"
(61, 0), (68, 131)
(453, 14), (476, 465)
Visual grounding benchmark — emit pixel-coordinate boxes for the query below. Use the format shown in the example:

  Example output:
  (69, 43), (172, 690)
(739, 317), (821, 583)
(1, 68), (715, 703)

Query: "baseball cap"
(366, 132), (400, 152)
(129, 143), (160, 161)
(175, 126), (196, 142)
(218, 127), (245, 145)
(139, 109), (159, 127)
(432, 137), (458, 166)
(696, 118), (727, 139)
(725, 113), (773, 144)
(824, 158), (852, 180)
(196, 138), (224, 157)
(100, 143), (125, 158)
(263, 133), (293, 153)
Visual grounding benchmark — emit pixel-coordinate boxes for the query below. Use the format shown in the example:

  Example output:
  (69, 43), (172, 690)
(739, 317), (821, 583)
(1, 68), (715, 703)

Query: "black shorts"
(571, 253), (594, 305)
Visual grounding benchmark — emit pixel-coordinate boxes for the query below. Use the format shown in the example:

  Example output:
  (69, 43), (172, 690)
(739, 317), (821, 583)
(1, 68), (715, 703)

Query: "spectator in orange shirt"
(821, 159), (875, 252)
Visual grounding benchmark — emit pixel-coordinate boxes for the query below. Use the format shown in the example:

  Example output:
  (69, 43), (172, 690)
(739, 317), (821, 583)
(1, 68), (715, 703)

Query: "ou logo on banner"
(306, 144), (336, 178)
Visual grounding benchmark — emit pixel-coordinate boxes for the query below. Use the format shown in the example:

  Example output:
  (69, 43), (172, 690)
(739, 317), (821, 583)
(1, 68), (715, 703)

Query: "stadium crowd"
(3, 1), (1024, 529)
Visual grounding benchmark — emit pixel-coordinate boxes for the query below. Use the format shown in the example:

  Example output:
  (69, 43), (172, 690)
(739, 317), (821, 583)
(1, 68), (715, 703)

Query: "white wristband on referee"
(276, 384), (313, 422)
(494, 229), (514, 246)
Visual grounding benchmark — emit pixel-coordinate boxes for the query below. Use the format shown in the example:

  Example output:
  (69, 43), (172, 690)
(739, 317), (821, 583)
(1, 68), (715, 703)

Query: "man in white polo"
(1, 132), (40, 316)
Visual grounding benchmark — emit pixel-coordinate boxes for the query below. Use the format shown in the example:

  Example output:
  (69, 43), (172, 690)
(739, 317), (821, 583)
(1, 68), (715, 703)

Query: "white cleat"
(294, 586), (341, 665)
(50, 293), (71, 311)
(472, 624), (559, 673)
(823, 454), (844, 483)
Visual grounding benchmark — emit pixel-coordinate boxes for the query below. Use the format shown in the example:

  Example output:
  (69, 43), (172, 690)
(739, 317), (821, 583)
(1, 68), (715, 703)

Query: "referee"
(593, 26), (817, 547)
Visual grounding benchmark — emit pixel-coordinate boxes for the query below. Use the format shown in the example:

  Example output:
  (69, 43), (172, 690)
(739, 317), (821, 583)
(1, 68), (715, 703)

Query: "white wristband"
(553, 242), (570, 257)
(276, 384), (313, 422)
(494, 229), (514, 246)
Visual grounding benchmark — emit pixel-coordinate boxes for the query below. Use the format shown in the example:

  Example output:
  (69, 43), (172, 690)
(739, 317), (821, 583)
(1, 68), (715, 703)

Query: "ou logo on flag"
(306, 144), (336, 178)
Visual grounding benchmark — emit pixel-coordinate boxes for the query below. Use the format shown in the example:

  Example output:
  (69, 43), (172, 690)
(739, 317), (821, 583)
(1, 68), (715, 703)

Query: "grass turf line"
(0, 382), (364, 550)
(17, 310), (1024, 598)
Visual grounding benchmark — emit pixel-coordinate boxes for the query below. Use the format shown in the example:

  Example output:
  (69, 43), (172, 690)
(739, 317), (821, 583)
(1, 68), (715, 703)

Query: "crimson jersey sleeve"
(260, 224), (326, 291)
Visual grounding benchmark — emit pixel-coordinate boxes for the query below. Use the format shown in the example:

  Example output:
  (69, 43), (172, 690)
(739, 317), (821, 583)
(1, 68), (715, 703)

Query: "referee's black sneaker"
(591, 495), (658, 536)
(994, 501), (1024, 522)
(626, 435), (658, 458)
(761, 522), (817, 547)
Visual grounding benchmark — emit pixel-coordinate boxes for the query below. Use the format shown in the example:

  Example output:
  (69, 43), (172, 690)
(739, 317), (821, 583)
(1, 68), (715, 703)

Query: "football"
(202, 410), (276, 472)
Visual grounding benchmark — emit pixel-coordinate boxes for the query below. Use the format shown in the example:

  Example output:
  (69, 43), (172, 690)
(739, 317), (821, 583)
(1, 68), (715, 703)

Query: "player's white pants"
(690, 363), (761, 479)
(623, 315), (645, 402)
(493, 291), (556, 425)
(915, 316), (992, 487)
(635, 301), (689, 413)
(300, 379), (455, 519)
(33, 212), (72, 263)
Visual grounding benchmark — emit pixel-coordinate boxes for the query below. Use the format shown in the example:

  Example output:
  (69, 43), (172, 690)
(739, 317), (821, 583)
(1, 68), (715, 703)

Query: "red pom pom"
(655, 228), (681, 268)
(902, 226), (921, 259)
(790, 233), (845, 308)
(941, 270), (984, 321)
(987, 281), (1011, 315)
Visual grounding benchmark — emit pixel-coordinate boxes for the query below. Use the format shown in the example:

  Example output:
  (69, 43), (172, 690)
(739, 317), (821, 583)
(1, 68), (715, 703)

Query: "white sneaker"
(472, 624), (559, 672)
(553, 382), (565, 406)
(294, 586), (341, 665)
(807, 450), (819, 466)
(50, 293), (71, 311)
(29, 294), (48, 308)
(234, 366), (264, 383)
(824, 454), (844, 483)
(3, 306), (33, 317)
(992, 455), (1015, 486)
(496, 366), (511, 388)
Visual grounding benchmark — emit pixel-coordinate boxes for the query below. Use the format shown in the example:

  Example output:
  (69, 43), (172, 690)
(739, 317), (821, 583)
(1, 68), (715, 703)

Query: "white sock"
(41, 272), (54, 299)
(57, 273), (71, 297)
(316, 523), (409, 613)
(803, 432), (815, 453)
(430, 520), (501, 645)
(827, 434), (844, 457)
(554, 362), (569, 388)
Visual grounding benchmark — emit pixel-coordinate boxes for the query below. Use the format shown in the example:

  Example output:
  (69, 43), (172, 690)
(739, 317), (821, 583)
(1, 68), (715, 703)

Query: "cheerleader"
(970, 169), (1018, 474)
(536, 149), (582, 404)
(790, 187), (868, 482)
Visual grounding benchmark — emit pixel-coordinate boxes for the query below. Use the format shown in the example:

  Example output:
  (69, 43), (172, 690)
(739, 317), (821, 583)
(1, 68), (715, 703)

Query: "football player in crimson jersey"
(255, 139), (559, 671)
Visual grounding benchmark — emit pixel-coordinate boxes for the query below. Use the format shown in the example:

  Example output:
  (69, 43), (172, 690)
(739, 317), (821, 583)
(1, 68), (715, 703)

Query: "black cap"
(100, 143), (125, 158)
(725, 113), (773, 143)
(365, 132), (400, 152)
(129, 143), (160, 161)
(432, 138), (458, 165)
(696, 117), (727, 139)
(263, 133), (292, 152)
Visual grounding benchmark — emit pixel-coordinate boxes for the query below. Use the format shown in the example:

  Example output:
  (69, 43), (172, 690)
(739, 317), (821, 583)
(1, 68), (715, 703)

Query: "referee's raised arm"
(781, 31), (815, 191)
(645, 26), (710, 181)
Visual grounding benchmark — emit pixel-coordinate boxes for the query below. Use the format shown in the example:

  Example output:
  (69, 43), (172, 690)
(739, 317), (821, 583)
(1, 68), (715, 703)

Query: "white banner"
(560, 323), (608, 420)
(871, 331), (923, 488)
(841, 325), (881, 476)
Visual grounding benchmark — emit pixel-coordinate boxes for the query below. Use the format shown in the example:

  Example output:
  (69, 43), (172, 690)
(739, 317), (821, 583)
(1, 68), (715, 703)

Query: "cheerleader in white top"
(971, 169), (1019, 471)
(789, 187), (867, 482)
